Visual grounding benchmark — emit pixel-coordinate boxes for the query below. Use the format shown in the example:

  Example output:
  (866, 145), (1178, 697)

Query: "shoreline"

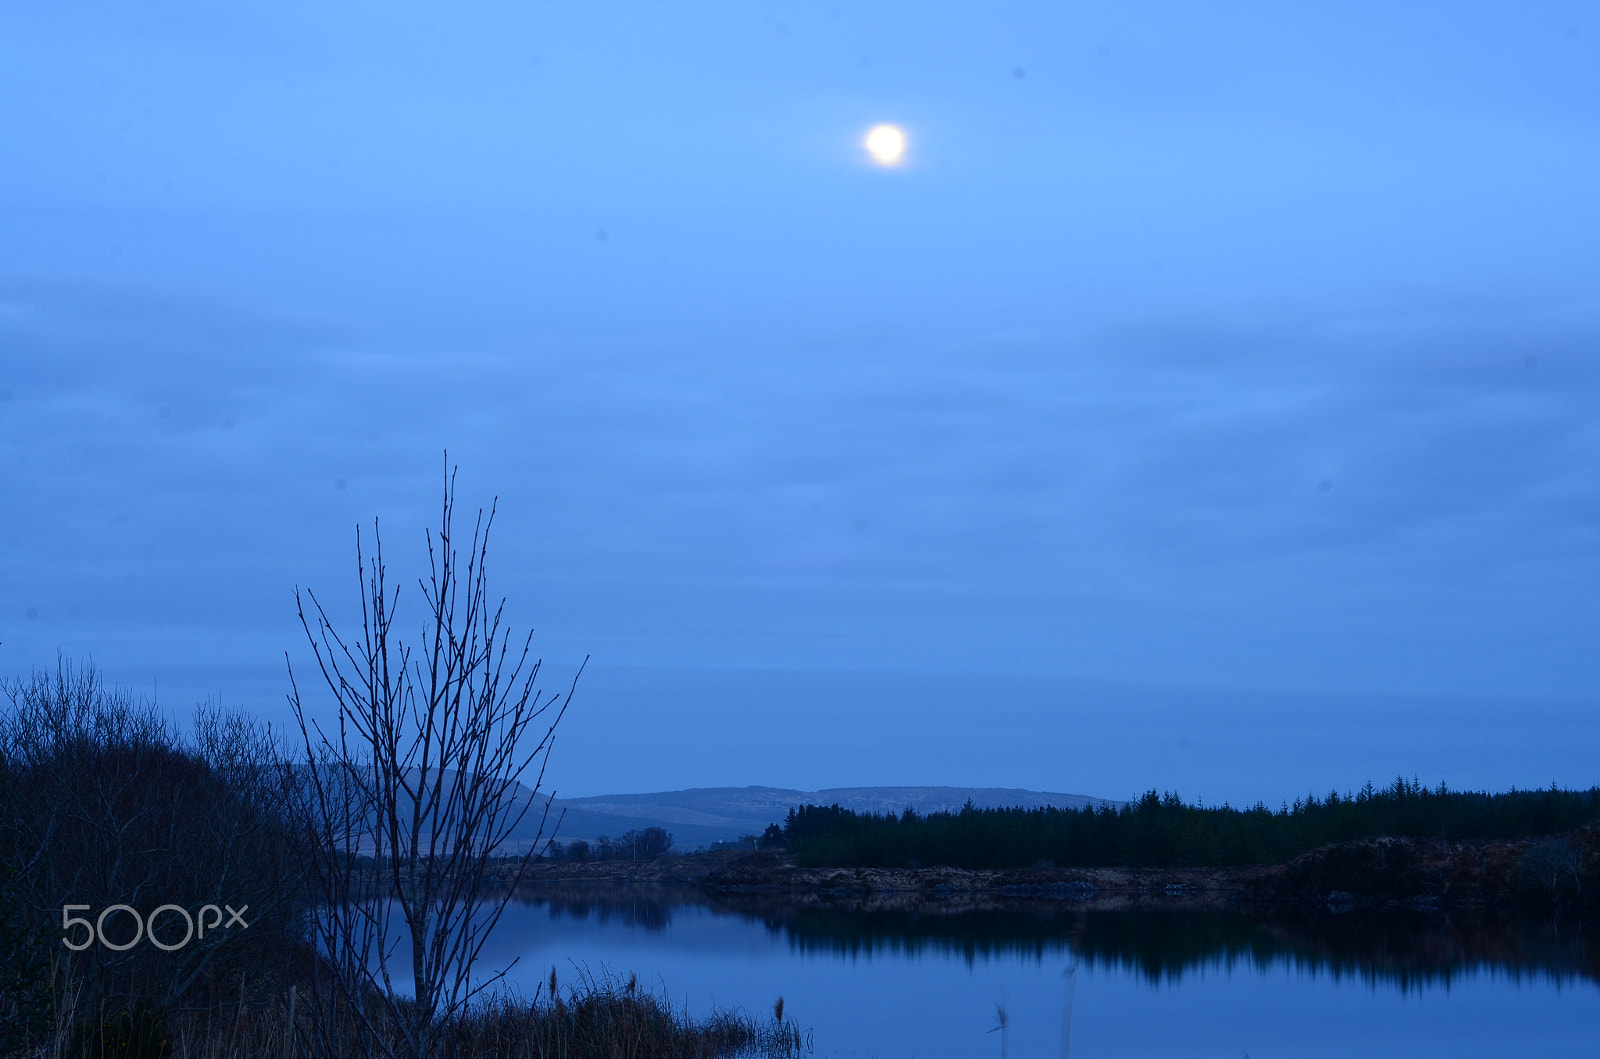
(497, 823), (1599, 918)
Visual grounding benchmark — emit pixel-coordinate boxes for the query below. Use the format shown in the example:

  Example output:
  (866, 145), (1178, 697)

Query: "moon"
(864, 124), (907, 166)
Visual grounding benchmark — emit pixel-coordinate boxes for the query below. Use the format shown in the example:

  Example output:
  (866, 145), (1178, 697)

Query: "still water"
(464, 889), (1600, 1058)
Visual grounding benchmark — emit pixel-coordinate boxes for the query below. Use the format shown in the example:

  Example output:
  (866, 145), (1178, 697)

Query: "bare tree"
(1519, 837), (1584, 903)
(288, 466), (581, 1059)
(615, 827), (673, 861)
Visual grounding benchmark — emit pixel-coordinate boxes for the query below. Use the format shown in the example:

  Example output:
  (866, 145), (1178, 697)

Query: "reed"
(25, 964), (809, 1059)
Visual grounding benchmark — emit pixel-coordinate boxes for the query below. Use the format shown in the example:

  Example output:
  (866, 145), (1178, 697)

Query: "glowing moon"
(864, 124), (907, 165)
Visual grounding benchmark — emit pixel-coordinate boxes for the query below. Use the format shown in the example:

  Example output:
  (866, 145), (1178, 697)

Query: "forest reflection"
(515, 884), (1599, 993)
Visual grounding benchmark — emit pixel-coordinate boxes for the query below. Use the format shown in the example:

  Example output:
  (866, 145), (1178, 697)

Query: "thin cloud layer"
(2, 2), (1597, 796)
(4, 279), (1594, 698)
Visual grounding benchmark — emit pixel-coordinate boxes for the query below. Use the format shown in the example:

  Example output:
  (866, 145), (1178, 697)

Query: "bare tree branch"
(287, 461), (581, 1059)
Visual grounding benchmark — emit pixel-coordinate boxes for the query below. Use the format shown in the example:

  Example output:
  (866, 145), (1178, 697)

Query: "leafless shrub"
(287, 465), (581, 1059)
(1518, 837), (1584, 900)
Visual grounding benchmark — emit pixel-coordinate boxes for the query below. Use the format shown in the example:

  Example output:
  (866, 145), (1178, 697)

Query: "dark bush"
(615, 827), (674, 861)
(0, 659), (303, 1023)
(0, 793), (52, 1054)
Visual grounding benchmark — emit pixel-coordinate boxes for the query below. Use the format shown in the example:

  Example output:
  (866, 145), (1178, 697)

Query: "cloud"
(3, 2), (1599, 708)
(4, 271), (1596, 699)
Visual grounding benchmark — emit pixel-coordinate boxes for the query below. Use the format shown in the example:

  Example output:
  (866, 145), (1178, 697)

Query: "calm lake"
(460, 888), (1600, 1058)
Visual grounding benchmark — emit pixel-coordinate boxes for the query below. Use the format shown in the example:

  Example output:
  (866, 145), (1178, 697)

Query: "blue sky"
(2, 2), (1597, 801)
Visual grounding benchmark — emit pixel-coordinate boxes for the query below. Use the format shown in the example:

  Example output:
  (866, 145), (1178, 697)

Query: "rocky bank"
(505, 823), (1600, 917)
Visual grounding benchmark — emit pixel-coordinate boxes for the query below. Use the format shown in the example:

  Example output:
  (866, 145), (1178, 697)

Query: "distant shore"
(501, 823), (1600, 918)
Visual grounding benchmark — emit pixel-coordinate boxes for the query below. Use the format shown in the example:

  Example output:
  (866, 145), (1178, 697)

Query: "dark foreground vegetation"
(779, 782), (1600, 873)
(0, 660), (806, 1059)
(0, 477), (819, 1058)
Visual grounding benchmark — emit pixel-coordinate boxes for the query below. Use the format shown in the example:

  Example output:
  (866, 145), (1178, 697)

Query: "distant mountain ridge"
(290, 769), (1120, 852)
(526, 785), (1125, 851)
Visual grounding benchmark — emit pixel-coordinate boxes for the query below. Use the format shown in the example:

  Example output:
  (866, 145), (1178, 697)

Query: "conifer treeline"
(778, 779), (1600, 869)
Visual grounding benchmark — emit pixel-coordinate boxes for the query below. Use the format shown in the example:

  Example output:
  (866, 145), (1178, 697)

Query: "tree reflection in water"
(765, 904), (1599, 994)
(513, 884), (677, 931)
(507, 883), (1600, 994)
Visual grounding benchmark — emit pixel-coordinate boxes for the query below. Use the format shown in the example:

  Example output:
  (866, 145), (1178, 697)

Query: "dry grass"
(25, 964), (809, 1059)
(443, 968), (808, 1059)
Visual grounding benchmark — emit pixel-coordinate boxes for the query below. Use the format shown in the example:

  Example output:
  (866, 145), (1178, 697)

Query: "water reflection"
(513, 883), (1600, 994)
(1059, 961), (1077, 1059)
(533, 889), (677, 931)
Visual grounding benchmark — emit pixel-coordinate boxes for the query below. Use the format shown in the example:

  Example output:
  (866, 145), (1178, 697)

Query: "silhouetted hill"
(518, 785), (1123, 851)
(299, 771), (1123, 853)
